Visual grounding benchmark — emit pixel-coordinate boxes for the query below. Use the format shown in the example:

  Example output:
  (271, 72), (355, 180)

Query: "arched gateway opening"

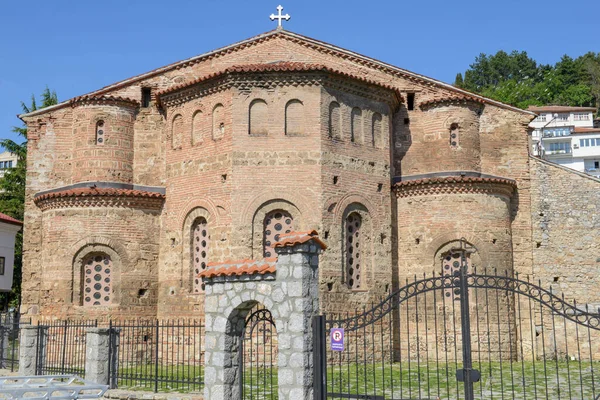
(240, 304), (278, 399)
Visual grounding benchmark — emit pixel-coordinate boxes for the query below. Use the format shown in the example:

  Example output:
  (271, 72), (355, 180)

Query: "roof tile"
(34, 187), (165, 203)
(199, 258), (277, 279)
(156, 62), (401, 100)
(0, 212), (23, 226)
(273, 230), (327, 250)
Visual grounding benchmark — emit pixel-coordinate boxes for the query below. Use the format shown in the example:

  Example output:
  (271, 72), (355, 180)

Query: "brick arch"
(249, 98), (269, 135)
(339, 202), (373, 291)
(191, 107), (205, 146)
(177, 198), (220, 231)
(69, 236), (128, 307)
(240, 190), (311, 228)
(426, 233), (488, 268)
(329, 193), (381, 223)
(251, 199), (301, 260)
(181, 206), (216, 293)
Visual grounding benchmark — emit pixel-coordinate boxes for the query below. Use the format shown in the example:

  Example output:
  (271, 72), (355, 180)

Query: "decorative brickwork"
(18, 28), (600, 324)
(192, 218), (209, 293)
(263, 210), (294, 258)
(82, 253), (112, 306)
(33, 187), (165, 211)
(345, 213), (362, 290)
(394, 175), (516, 199)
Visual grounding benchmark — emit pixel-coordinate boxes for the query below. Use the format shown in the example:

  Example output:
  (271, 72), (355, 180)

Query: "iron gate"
(314, 258), (600, 399)
(240, 307), (278, 399)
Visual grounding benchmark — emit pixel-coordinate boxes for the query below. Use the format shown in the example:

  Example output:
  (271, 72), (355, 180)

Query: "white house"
(528, 105), (600, 178)
(0, 213), (23, 293)
(0, 151), (18, 179)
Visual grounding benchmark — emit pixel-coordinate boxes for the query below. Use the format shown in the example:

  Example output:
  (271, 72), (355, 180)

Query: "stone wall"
(530, 157), (600, 305)
(202, 234), (325, 400)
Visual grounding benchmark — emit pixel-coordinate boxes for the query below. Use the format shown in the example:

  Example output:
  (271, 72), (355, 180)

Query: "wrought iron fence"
(315, 269), (600, 400)
(0, 312), (31, 371)
(36, 319), (98, 377)
(109, 319), (204, 393)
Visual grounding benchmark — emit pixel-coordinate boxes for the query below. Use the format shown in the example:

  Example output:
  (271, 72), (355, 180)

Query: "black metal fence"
(36, 319), (98, 377)
(109, 319), (204, 392)
(30, 319), (204, 393)
(314, 268), (600, 400)
(0, 313), (31, 371)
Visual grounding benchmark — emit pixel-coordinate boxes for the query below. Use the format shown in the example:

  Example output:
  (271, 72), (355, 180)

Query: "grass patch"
(327, 360), (600, 399)
(115, 364), (203, 393)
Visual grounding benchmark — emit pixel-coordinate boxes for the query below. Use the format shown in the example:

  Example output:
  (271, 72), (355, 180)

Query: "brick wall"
(20, 31), (543, 321)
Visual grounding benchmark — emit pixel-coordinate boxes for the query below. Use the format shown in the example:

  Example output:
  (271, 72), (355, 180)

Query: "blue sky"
(1, 0), (598, 146)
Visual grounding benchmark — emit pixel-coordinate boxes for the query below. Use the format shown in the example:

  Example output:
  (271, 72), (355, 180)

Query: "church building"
(18, 27), (600, 321)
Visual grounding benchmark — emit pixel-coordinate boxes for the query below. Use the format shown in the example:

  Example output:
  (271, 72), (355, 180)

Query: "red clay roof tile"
(419, 93), (485, 108)
(573, 127), (600, 134)
(0, 212), (23, 226)
(273, 230), (327, 250)
(34, 187), (165, 203)
(199, 258), (277, 279)
(156, 62), (402, 101)
(395, 175), (517, 188)
(69, 95), (139, 107)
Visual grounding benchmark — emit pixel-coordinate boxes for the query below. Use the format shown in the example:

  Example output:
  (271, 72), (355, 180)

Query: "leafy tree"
(454, 73), (464, 88)
(457, 50), (600, 114)
(0, 87), (58, 309)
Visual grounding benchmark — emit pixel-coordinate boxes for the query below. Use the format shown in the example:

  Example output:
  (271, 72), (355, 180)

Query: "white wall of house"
(0, 222), (21, 292)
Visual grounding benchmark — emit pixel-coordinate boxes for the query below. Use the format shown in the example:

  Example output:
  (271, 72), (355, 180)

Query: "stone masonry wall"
(530, 157), (600, 305)
(32, 206), (160, 320)
(202, 239), (322, 400)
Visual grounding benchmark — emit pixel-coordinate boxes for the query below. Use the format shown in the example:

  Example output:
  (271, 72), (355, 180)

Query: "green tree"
(454, 73), (464, 88)
(0, 87), (58, 309)
(457, 50), (600, 113)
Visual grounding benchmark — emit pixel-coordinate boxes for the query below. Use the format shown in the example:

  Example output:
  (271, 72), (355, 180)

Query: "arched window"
(285, 99), (304, 135)
(249, 99), (268, 135)
(449, 122), (459, 148)
(441, 249), (471, 300)
(345, 213), (362, 290)
(371, 113), (382, 147)
(192, 218), (209, 293)
(82, 253), (112, 306)
(191, 111), (203, 145)
(172, 114), (183, 149)
(212, 104), (225, 139)
(263, 210), (294, 257)
(351, 107), (362, 143)
(95, 120), (105, 145)
(329, 102), (341, 138)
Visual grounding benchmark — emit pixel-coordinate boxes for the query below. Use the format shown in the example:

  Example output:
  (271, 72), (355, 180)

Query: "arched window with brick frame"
(285, 99), (304, 136)
(328, 101), (341, 139)
(95, 120), (105, 145)
(263, 210), (294, 258)
(249, 99), (268, 135)
(191, 217), (209, 293)
(82, 253), (113, 306)
(344, 212), (363, 290)
(371, 112), (382, 147)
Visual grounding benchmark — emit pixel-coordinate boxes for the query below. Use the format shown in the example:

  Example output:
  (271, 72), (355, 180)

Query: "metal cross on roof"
(270, 5), (290, 29)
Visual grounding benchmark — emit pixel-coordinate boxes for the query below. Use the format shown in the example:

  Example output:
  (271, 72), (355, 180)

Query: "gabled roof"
(0, 212), (23, 227)
(20, 29), (534, 119)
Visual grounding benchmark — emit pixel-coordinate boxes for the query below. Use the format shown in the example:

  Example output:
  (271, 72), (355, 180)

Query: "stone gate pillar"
(19, 324), (47, 375)
(202, 231), (326, 400)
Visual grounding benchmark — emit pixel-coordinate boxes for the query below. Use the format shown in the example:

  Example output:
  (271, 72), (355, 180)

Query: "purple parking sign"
(330, 328), (344, 351)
